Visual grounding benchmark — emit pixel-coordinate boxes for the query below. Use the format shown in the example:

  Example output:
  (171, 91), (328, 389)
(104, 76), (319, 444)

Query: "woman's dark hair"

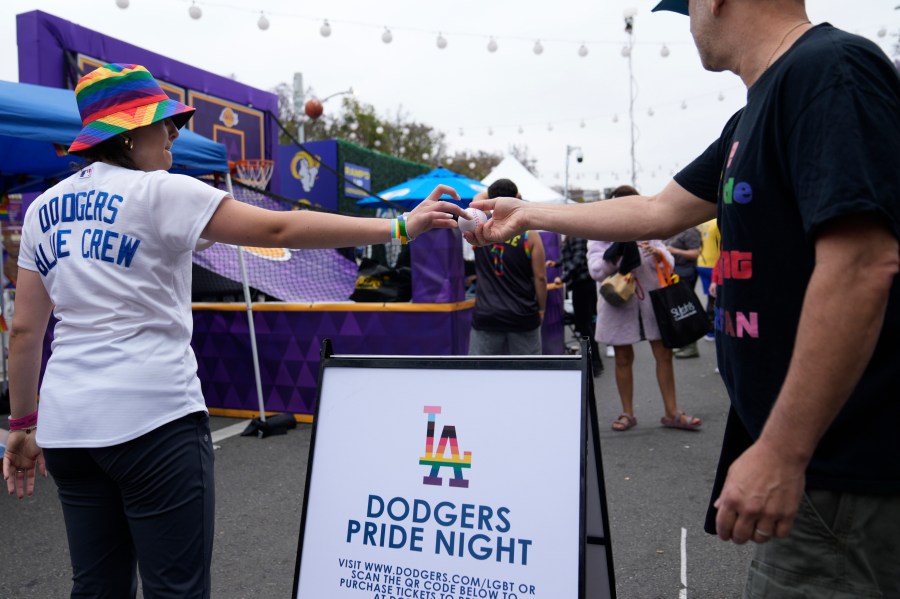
(487, 178), (519, 199)
(610, 184), (639, 198)
(73, 135), (139, 170)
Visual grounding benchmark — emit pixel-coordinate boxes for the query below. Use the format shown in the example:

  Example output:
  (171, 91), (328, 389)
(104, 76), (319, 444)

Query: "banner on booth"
(277, 140), (339, 211)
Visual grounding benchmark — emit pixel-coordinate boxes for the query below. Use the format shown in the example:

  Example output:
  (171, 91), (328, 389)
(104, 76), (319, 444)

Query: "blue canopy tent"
(356, 167), (487, 209)
(0, 80), (229, 193)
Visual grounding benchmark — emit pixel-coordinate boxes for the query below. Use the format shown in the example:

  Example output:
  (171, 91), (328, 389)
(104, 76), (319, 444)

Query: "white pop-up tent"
(481, 155), (566, 204)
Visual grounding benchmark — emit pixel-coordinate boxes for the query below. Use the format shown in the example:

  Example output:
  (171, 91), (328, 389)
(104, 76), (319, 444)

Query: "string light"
(487, 37), (498, 53)
(647, 107), (654, 116)
(115, 0), (129, 8)
(660, 44), (670, 57)
(436, 33), (447, 49)
(189, 2), (202, 19)
(877, 26), (887, 38)
(375, 125), (384, 134)
(621, 45), (631, 58)
(718, 91), (725, 101)
(468, 162), (476, 169)
(681, 100), (687, 109)
(533, 40), (544, 55)
(612, 114), (619, 123)
(422, 152), (431, 160)
(580, 120), (586, 128)
(578, 44), (589, 58)
(381, 27), (393, 44)
(257, 12), (270, 31)
(320, 19), (331, 37)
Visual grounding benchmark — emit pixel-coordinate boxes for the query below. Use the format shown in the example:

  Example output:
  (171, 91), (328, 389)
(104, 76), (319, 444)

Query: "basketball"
(304, 98), (323, 119)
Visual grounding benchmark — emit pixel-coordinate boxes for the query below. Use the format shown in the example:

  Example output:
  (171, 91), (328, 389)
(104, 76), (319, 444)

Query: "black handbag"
(649, 257), (710, 348)
(349, 258), (412, 303)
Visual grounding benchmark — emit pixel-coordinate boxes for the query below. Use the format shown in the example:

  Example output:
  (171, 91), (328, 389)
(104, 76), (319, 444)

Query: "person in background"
(549, 234), (604, 376)
(467, 1), (899, 594)
(696, 219), (720, 341)
(1, 63), (465, 599)
(665, 226), (703, 358)
(469, 179), (546, 356)
(588, 185), (702, 432)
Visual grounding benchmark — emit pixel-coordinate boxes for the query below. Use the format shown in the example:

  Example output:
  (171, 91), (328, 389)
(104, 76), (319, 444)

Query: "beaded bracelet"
(8, 410), (37, 431)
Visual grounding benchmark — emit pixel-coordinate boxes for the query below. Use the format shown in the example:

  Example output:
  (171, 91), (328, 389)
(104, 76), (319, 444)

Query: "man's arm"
(715, 215), (899, 544)
(529, 232), (548, 321)
(469, 179), (716, 245)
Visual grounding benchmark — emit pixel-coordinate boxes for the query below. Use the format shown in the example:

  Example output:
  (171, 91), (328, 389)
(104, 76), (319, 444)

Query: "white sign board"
(293, 352), (615, 599)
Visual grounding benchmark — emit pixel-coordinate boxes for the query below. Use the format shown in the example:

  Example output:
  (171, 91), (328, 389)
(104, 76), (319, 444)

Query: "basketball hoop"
(233, 159), (275, 190)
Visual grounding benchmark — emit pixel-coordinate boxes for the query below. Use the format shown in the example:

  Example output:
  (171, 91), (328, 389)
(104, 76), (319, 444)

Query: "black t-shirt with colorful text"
(676, 24), (900, 493)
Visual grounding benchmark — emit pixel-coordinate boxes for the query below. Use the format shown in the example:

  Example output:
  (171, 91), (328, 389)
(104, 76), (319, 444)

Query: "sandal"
(660, 412), (702, 430)
(611, 413), (637, 432)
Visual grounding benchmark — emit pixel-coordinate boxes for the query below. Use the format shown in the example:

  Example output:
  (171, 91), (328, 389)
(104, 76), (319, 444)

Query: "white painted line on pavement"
(211, 420), (251, 443)
(679, 526), (688, 599)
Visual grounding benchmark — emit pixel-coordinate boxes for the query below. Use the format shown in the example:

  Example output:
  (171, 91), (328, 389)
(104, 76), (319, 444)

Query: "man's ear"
(710, 0), (727, 18)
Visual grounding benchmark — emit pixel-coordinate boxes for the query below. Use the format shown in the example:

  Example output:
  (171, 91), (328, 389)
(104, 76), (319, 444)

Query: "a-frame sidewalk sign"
(293, 339), (616, 599)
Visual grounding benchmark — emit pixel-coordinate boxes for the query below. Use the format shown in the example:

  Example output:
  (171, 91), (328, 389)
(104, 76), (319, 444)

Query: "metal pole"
(224, 173), (267, 422)
(627, 28), (637, 189)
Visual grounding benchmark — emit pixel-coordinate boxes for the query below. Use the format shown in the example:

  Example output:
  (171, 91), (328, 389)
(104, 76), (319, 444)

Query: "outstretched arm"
(202, 184), (466, 249)
(714, 215), (899, 545)
(468, 179), (715, 246)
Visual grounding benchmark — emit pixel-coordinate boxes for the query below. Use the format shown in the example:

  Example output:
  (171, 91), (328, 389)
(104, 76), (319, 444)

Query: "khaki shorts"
(745, 489), (900, 598)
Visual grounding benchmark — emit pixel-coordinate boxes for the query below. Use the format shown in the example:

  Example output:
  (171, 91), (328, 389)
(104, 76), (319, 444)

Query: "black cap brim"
(651, 0), (689, 15)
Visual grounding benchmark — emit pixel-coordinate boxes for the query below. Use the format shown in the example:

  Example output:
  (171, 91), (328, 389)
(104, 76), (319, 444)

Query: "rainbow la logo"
(419, 406), (472, 488)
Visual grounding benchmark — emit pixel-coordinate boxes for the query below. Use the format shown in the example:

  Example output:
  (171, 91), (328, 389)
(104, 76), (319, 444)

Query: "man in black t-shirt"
(465, 1), (900, 594)
(469, 179), (547, 356)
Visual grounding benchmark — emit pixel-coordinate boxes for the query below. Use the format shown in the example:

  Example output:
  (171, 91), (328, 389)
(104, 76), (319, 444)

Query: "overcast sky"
(1, 0), (897, 193)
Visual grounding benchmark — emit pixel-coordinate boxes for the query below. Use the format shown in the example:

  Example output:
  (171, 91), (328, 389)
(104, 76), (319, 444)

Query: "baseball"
(458, 208), (487, 233)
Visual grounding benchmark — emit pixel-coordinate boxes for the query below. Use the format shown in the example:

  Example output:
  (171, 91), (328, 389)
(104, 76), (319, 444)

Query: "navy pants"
(43, 412), (215, 599)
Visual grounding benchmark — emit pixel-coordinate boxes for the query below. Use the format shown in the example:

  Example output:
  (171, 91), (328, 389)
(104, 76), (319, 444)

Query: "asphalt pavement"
(0, 338), (753, 599)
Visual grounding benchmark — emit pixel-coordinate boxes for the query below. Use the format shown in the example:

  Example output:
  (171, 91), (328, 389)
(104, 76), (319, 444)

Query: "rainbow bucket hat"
(69, 63), (195, 153)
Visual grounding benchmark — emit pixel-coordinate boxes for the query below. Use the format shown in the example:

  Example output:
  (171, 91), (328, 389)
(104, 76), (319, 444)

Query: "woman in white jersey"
(1, 64), (464, 598)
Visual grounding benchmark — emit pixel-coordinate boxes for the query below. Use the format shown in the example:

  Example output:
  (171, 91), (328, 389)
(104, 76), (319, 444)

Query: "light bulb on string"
(487, 127), (494, 136)
(547, 123), (553, 131)
(518, 125), (524, 134)
(612, 114), (619, 123)
(468, 162), (476, 170)
(445, 157), (453, 165)
(422, 152), (431, 161)
(681, 100), (687, 110)
(436, 33), (447, 49)
(487, 37), (498, 53)
(578, 44), (589, 58)
(381, 27), (393, 44)
(621, 45), (631, 58)
(877, 26), (887, 38)
(718, 91), (725, 101)
(580, 120), (586, 128)
(348, 132), (357, 140)
(349, 122), (358, 131)
(374, 140), (381, 147)
(257, 12), (270, 31)
(458, 128), (464, 136)
(375, 126), (384, 134)
(647, 107), (654, 116)
(189, 2), (202, 19)
(320, 20), (332, 37)
(115, 0), (129, 8)
(660, 44), (670, 57)
(399, 146), (406, 154)
(533, 40), (544, 55)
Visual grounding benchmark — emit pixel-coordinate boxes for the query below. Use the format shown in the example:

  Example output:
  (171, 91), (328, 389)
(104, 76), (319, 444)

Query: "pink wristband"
(8, 410), (38, 431)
